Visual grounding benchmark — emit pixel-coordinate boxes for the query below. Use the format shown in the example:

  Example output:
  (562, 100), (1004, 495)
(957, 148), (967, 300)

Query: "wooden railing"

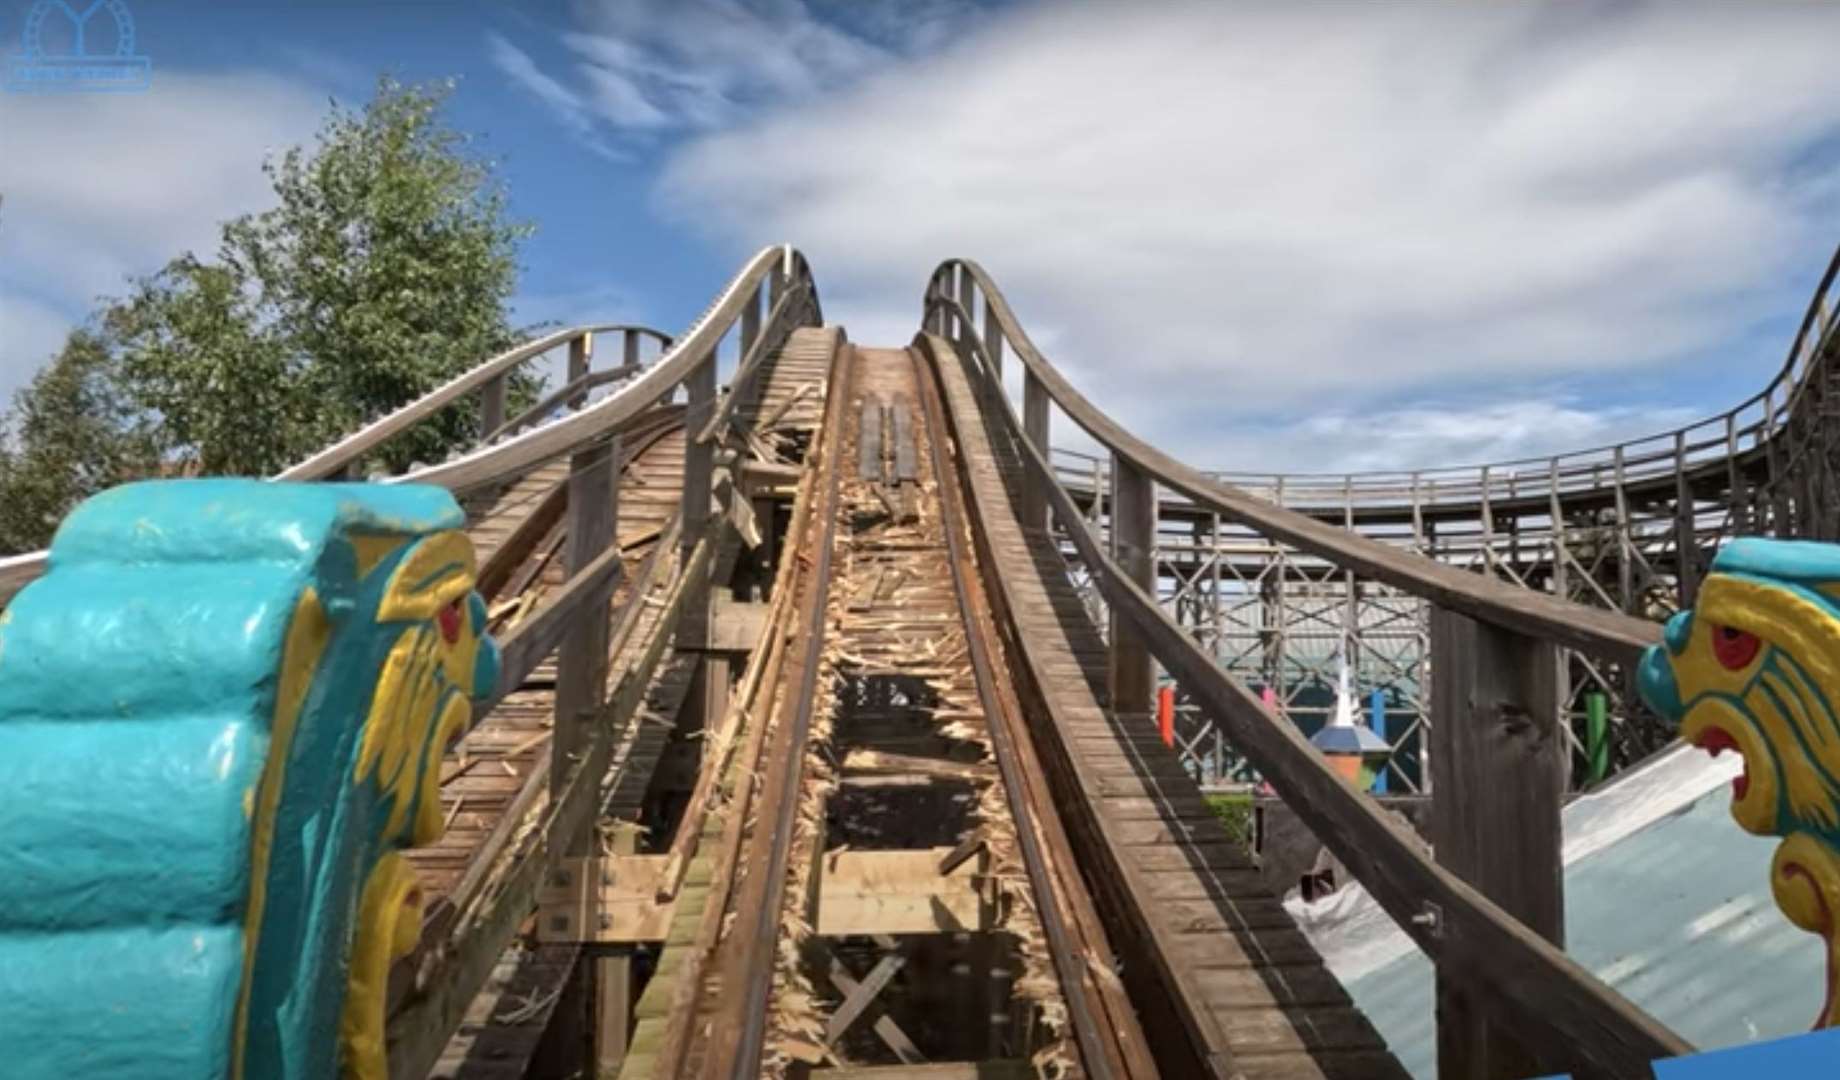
(382, 245), (827, 1074)
(0, 246), (823, 604)
(1153, 242), (1839, 520)
(921, 259), (1701, 1077)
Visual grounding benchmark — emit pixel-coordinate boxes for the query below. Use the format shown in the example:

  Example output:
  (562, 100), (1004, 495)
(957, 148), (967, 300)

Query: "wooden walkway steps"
(932, 345), (1408, 1080)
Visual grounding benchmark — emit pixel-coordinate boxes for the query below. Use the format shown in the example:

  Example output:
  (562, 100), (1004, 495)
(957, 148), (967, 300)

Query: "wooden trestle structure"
(6, 239), (1839, 1079)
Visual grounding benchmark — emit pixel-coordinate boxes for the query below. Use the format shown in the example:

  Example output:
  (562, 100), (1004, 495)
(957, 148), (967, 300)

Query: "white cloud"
(656, 1), (1840, 469)
(1268, 399), (1702, 476)
(491, 1), (988, 148)
(0, 70), (326, 387)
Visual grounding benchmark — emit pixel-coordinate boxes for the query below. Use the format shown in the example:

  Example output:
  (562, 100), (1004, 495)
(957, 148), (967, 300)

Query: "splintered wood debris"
(757, 378), (1072, 1076)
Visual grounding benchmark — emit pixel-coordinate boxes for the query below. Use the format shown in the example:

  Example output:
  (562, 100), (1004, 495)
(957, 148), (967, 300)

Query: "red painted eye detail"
(437, 599), (463, 645)
(1711, 625), (1760, 671)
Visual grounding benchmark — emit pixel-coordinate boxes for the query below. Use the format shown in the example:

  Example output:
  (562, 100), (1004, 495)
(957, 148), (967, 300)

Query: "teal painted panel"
(0, 480), (498, 1080)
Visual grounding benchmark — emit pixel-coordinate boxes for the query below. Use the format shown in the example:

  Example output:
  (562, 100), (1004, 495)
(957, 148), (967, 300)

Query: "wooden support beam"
(1022, 372), (1050, 533)
(1430, 606), (1565, 1080)
(982, 292), (1004, 380)
(539, 847), (987, 943)
(593, 824), (640, 1074)
(681, 353), (718, 650)
(740, 280), (761, 361)
(825, 940), (926, 1065)
(710, 597), (769, 652)
(552, 436), (619, 839)
(567, 332), (592, 408)
(480, 372), (507, 439)
(825, 944), (908, 1045)
(1109, 452), (1156, 716)
(956, 265), (975, 360)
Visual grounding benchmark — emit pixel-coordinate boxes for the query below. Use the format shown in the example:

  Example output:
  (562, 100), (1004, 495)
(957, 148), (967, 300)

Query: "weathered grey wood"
(481, 373), (507, 439)
(892, 401), (917, 482)
(859, 398), (885, 481)
(488, 362), (646, 443)
(1109, 452), (1156, 717)
(276, 322), (667, 483)
(553, 437), (618, 839)
(825, 946), (907, 1044)
(594, 825), (639, 1072)
(1022, 370), (1050, 532)
(694, 283), (810, 444)
(915, 331), (1692, 1077)
(1674, 431), (1699, 606)
(957, 265), (975, 360)
(926, 274), (1661, 667)
(403, 248), (804, 497)
(681, 353), (718, 652)
(385, 538), (709, 1080)
(1430, 607), (1566, 1080)
(567, 333), (593, 409)
(740, 280), (761, 361)
(982, 292), (1003, 379)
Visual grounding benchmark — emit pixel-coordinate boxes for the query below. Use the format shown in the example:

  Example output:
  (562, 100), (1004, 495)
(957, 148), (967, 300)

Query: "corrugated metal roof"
(1286, 746), (1821, 1076)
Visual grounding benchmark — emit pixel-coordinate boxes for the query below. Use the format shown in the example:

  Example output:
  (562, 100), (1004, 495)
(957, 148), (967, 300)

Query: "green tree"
(0, 77), (537, 552)
(0, 330), (162, 553)
(111, 76), (534, 475)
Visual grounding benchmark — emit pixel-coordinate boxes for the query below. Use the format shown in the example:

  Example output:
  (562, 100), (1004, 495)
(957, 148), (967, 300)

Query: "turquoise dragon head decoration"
(0, 479), (500, 1079)
(1638, 537), (1840, 1029)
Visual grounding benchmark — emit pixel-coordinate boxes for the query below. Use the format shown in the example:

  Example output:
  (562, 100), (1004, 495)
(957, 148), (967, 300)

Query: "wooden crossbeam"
(817, 935), (924, 1065)
(538, 846), (987, 943)
(825, 942), (906, 1045)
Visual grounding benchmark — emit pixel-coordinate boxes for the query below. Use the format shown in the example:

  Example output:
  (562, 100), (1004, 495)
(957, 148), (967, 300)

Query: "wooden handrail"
(402, 247), (819, 494)
(483, 359), (647, 443)
(926, 285), (1659, 665)
(918, 328), (1694, 1075)
(278, 323), (668, 482)
(694, 281), (813, 444)
(0, 249), (822, 605)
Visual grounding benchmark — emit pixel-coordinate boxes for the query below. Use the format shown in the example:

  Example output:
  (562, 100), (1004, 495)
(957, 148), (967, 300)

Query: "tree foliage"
(0, 330), (163, 553)
(0, 78), (535, 552)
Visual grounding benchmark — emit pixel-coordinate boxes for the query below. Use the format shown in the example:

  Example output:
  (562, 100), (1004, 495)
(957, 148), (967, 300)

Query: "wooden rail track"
(18, 235), (1840, 1080)
(919, 254), (1712, 1075)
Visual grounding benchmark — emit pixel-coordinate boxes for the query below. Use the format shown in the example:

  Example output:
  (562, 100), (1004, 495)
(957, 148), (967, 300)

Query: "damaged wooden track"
(616, 346), (1160, 1079)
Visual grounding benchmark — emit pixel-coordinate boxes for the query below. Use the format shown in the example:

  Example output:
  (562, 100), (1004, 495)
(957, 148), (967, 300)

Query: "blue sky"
(3, 1), (1839, 470)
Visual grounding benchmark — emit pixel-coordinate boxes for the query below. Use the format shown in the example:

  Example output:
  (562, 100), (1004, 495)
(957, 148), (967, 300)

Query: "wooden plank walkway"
(931, 345), (1408, 1080)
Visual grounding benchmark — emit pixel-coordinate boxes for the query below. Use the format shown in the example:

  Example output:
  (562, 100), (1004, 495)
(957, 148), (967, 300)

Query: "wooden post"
(741, 281), (761, 362)
(568, 332), (593, 409)
(982, 293), (1003, 379)
(1109, 453), (1156, 717)
(481, 373), (507, 440)
(593, 824), (638, 1073)
(553, 436), (619, 825)
(1674, 430), (1699, 607)
(957, 266), (975, 359)
(681, 354), (717, 647)
(1429, 606), (1565, 1080)
(1022, 372), (1050, 533)
(624, 327), (641, 369)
